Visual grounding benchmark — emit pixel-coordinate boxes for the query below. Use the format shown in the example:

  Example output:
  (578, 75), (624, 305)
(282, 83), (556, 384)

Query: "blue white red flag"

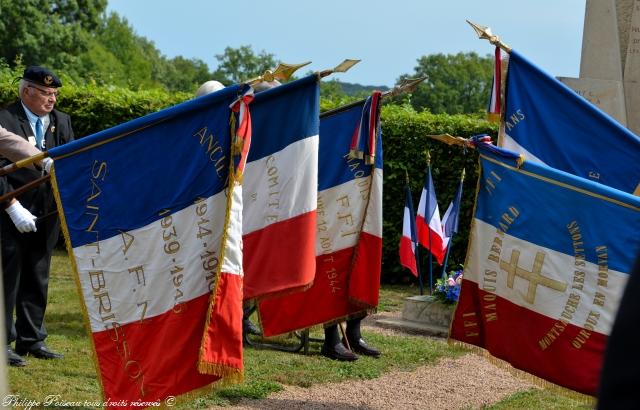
(416, 165), (445, 264)
(49, 85), (248, 405)
(241, 75), (320, 300)
(258, 95), (383, 336)
(501, 49), (640, 195)
(450, 141), (640, 396)
(400, 183), (418, 277)
(441, 174), (464, 250)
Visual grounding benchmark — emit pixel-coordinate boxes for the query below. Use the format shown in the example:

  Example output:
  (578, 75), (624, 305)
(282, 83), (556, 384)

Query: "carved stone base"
(376, 295), (454, 338)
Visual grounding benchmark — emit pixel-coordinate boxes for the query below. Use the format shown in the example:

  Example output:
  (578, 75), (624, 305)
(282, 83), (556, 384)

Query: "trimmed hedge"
(0, 76), (498, 286)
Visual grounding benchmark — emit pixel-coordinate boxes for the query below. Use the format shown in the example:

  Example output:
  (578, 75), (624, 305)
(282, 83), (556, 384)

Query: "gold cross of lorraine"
(500, 250), (567, 304)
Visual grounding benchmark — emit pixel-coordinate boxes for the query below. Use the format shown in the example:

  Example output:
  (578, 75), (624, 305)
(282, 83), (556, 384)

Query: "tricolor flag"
(487, 46), (502, 122)
(416, 165), (445, 265)
(49, 85), (248, 404)
(258, 95), (383, 336)
(400, 182), (418, 277)
(441, 172), (464, 250)
(449, 142), (640, 396)
(500, 49), (640, 195)
(242, 75), (320, 300)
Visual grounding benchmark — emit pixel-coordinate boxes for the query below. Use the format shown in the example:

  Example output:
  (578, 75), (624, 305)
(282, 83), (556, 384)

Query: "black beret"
(22, 66), (62, 88)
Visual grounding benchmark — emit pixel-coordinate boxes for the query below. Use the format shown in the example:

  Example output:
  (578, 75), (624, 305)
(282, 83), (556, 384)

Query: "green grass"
(7, 250), (589, 409)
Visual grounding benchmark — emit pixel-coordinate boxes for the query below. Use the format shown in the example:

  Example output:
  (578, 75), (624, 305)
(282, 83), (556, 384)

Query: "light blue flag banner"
(451, 141), (640, 395)
(501, 49), (640, 195)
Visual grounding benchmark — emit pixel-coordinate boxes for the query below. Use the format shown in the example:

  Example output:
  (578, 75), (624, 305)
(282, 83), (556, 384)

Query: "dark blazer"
(0, 101), (74, 216)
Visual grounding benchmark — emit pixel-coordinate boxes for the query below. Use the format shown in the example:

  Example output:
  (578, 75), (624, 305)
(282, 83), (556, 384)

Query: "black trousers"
(1, 212), (59, 349)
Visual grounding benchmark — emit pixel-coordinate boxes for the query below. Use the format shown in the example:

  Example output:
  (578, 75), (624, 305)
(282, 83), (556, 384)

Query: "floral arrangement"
(433, 268), (463, 304)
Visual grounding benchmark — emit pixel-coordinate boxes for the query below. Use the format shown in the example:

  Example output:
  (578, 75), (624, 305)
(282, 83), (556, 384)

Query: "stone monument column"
(558, 0), (639, 136)
(559, 0), (629, 127)
(624, 0), (640, 135)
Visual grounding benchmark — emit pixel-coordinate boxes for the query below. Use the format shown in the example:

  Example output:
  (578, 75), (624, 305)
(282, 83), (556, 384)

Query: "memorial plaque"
(558, 77), (629, 125)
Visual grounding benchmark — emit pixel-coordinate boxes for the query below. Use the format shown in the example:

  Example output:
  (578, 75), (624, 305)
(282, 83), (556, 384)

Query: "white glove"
(5, 201), (37, 233)
(42, 157), (53, 174)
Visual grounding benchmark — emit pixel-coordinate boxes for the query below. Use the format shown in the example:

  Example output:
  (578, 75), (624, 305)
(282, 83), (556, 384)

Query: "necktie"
(35, 118), (44, 149)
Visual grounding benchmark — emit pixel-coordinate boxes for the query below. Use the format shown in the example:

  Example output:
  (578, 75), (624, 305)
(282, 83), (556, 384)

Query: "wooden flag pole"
(0, 151), (48, 177)
(0, 174), (50, 204)
(319, 76), (427, 119)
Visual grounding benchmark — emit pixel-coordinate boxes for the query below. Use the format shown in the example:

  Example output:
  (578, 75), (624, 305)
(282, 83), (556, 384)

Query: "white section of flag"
(501, 133), (545, 164)
(467, 219), (628, 335)
(242, 135), (319, 234)
(73, 192), (229, 332)
(362, 169), (383, 238)
(221, 184), (244, 275)
(315, 169), (381, 256)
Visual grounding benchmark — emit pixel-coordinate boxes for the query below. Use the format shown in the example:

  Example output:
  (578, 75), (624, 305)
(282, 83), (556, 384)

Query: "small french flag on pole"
(399, 183), (418, 276)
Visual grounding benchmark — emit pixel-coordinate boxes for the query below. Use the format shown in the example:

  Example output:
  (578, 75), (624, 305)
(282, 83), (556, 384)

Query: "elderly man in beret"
(0, 66), (74, 367)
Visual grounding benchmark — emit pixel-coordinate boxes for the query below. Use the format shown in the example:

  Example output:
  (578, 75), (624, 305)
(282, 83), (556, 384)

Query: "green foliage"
(0, 0), (107, 71)
(212, 45), (277, 85)
(400, 52), (493, 115)
(380, 103), (497, 284)
(0, 65), (190, 137)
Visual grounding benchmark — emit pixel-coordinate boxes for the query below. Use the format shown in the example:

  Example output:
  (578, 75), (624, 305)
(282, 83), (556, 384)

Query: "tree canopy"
(400, 52), (493, 115)
(0, 1), (494, 104)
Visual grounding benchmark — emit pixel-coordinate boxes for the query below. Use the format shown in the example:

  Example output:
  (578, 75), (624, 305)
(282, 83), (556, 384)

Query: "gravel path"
(212, 313), (535, 409)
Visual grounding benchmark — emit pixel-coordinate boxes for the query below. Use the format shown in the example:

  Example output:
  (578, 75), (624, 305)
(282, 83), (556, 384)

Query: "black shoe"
(16, 344), (63, 360)
(243, 318), (262, 336)
(345, 337), (381, 357)
(321, 342), (358, 361)
(7, 347), (26, 367)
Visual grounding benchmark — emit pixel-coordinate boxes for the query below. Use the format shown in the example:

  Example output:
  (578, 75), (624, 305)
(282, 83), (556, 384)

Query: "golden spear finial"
(246, 61), (311, 85)
(466, 20), (512, 53)
(384, 77), (428, 99)
(318, 59), (361, 78)
(461, 168), (466, 182)
(405, 169), (410, 185)
(426, 150), (431, 166)
(424, 133), (473, 148)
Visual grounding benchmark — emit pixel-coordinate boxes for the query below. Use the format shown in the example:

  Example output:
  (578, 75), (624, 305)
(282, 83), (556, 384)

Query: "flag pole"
(319, 76), (427, 118)
(406, 170), (424, 295)
(466, 20), (512, 53)
(441, 168), (465, 278)
(426, 151), (433, 295)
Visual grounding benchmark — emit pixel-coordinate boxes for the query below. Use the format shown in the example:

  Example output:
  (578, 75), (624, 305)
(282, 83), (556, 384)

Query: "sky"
(107, 0), (586, 87)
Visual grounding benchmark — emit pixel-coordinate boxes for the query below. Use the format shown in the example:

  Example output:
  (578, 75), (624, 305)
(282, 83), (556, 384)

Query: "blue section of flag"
(444, 178), (463, 237)
(317, 102), (383, 191)
(421, 167), (438, 220)
(50, 86), (243, 248)
(475, 143), (640, 273)
(404, 183), (417, 242)
(248, 75), (320, 161)
(504, 50), (640, 194)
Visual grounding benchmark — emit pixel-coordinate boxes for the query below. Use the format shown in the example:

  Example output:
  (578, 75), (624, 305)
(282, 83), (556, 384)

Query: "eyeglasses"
(28, 84), (59, 98)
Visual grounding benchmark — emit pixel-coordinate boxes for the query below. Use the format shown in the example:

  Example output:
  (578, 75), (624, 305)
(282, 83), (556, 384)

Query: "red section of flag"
(450, 280), (605, 396)
(349, 232), (382, 306)
(399, 236), (417, 277)
(243, 211), (316, 300)
(416, 214), (446, 265)
(199, 272), (244, 374)
(259, 233), (382, 337)
(93, 294), (220, 406)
